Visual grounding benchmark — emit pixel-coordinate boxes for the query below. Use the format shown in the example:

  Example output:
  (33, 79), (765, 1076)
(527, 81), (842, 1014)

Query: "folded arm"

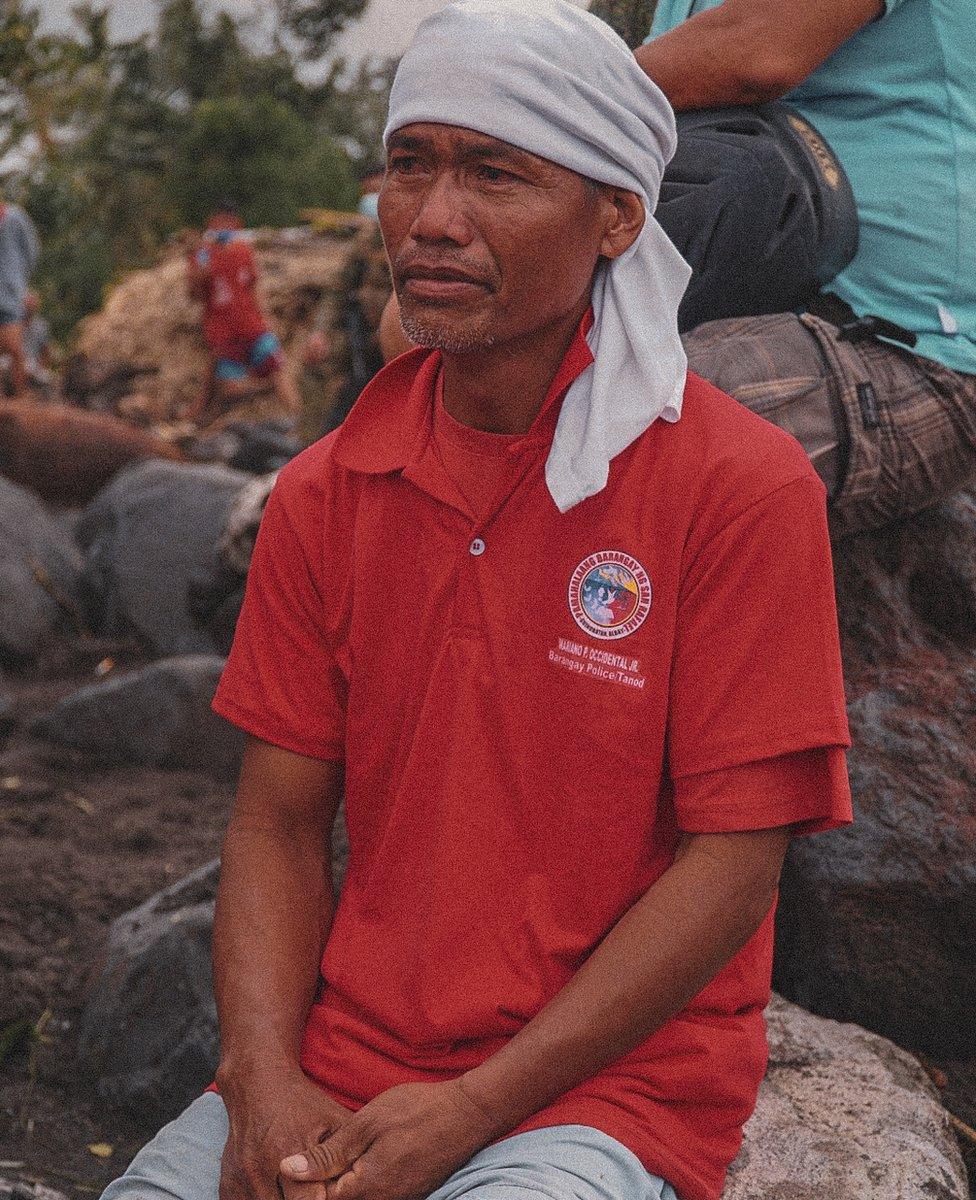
(635, 0), (883, 111)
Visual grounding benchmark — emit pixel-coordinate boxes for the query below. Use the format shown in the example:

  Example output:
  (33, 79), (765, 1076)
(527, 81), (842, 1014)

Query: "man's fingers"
(279, 1179), (327, 1200)
(280, 1123), (367, 1182)
(326, 1156), (380, 1200)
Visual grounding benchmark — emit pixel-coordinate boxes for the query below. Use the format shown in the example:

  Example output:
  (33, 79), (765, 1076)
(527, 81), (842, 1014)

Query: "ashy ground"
(0, 640), (234, 1197)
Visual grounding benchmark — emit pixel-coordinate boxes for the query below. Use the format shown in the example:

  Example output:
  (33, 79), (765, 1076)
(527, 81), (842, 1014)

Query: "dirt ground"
(1, 640), (974, 1199)
(0, 639), (235, 1197)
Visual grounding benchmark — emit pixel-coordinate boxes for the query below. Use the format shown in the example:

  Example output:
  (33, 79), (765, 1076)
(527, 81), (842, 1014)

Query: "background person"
(0, 196), (40, 399)
(636, 0), (976, 537)
(186, 200), (301, 424)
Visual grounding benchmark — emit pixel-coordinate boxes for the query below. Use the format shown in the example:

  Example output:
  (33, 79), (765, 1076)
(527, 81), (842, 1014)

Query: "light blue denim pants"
(101, 1093), (679, 1200)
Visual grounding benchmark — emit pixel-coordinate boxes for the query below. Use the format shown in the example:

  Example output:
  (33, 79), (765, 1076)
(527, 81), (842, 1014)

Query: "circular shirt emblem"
(569, 551), (652, 640)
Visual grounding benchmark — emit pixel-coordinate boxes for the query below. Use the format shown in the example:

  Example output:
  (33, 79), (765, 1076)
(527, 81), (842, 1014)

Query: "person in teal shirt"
(635, 0), (976, 538)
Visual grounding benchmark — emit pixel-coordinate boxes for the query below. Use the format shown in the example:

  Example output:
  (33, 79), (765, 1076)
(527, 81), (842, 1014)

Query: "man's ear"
(599, 187), (646, 259)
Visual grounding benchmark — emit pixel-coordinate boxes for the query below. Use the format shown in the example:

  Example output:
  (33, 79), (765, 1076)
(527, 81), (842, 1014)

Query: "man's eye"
(389, 155), (422, 174)
(477, 165), (518, 184)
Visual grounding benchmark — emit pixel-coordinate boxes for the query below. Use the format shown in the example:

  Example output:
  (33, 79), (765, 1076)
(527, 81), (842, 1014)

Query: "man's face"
(379, 123), (607, 354)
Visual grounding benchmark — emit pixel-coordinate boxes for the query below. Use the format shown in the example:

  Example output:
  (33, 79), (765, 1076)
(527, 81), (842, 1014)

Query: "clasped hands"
(221, 1070), (504, 1200)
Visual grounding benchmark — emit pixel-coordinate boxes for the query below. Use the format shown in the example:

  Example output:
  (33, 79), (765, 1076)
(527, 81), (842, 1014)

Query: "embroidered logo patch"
(568, 551), (652, 640)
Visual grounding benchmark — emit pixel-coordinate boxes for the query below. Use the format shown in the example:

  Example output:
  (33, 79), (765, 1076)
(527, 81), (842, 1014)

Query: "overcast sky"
(32, 0), (585, 61)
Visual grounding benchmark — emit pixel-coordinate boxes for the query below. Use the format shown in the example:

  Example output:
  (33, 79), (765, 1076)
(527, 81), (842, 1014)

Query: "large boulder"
(726, 995), (967, 1199)
(774, 490), (976, 1059)
(77, 860), (222, 1126)
(33, 655), (243, 776)
(76, 460), (250, 657)
(79, 831), (350, 1126)
(0, 476), (83, 667)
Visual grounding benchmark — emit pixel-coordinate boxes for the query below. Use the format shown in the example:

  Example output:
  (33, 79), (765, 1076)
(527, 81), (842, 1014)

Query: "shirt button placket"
(469, 537), (486, 556)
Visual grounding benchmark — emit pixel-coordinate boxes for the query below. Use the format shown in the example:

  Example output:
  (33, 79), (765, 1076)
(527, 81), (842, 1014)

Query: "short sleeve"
(668, 473), (850, 783)
(212, 479), (346, 761)
(673, 746), (852, 837)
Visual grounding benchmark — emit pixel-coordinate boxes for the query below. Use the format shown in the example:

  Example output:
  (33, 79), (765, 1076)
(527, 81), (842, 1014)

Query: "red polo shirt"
(213, 318), (852, 1200)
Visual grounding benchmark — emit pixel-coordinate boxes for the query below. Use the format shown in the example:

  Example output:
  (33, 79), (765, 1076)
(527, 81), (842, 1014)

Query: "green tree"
(1, 0), (373, 339)
(589, 0), (657, 47)
(171, 93), (357, 227)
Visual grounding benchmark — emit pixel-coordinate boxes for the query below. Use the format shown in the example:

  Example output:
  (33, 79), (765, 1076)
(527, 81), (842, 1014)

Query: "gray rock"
(727, 995), (968, 1200)
(33, 655), (243, 776)
(77, 860), (222, 1126)
(76, 460), (250, 656)
(79, 826), (350, 1126)
(774, 490), (976, 1058)
(0, 476), (82, 666)
(0, 1178), (70, 1200)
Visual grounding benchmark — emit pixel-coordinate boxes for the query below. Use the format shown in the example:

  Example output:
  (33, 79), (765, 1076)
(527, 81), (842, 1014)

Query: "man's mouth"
(400, 265), (491, 302)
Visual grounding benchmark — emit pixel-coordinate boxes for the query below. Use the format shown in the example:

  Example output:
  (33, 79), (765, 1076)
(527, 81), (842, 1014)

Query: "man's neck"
(440, 297), (590, 435)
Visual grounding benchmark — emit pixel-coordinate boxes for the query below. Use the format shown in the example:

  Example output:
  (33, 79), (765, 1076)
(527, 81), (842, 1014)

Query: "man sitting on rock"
(186, 200), (301, 425)
(638, 0), (976, 539)
(103, 5), (852, 1200)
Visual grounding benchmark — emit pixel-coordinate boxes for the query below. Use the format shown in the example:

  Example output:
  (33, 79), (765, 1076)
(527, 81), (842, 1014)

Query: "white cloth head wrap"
(384, 0), (691, 512)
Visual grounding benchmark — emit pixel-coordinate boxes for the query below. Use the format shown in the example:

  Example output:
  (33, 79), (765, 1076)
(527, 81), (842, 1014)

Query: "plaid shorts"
(683, 313), (976, 540)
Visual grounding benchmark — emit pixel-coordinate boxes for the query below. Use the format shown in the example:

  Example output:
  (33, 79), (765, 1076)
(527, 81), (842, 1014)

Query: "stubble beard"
(399, 307), (497, 355)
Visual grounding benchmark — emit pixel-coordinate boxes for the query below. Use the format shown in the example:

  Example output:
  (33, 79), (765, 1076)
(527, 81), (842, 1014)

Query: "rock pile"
(65, 226), (385, 441)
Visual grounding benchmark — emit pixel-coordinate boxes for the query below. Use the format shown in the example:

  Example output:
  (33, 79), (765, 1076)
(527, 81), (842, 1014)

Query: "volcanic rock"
(726, 995), (967, 1199)
(0, 477), (83, 667)
(774, 489), (976, 1059)
(76, 460), (250, 657)
(78, 824), (350, 1125)
(33, 656), (242, 776)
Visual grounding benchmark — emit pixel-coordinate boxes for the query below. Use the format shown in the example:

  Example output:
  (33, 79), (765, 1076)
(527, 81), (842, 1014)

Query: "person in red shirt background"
(102, 6), (852, 1200)
(186, 200), (301, 424)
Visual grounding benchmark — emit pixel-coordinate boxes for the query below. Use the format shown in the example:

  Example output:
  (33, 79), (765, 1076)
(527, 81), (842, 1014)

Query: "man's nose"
(409, 172), (473, 245)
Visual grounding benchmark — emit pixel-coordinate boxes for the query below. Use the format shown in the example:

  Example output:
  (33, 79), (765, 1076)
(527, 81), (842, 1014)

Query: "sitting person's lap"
(101, 1094), (677, 1200)
(683, 312), (976, 538)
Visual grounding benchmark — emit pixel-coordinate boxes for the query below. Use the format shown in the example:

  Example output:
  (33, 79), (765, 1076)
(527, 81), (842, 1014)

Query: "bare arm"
(281, 825), (791, 1200)
(213, 736), (351, 1200)
(634, 0), (883, 111)
(458, 827), (789, 1126)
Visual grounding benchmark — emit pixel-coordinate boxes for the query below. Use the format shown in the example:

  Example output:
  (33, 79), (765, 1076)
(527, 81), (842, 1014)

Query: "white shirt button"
(470, 538), (486, 556)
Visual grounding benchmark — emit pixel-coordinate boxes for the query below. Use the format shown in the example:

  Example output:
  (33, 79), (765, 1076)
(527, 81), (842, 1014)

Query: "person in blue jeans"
(635, 0), (976, 538)
(0, 196), (40, 399)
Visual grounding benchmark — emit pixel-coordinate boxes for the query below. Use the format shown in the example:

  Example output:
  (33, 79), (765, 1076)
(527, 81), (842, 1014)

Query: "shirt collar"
(333, 309), (595, 476)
